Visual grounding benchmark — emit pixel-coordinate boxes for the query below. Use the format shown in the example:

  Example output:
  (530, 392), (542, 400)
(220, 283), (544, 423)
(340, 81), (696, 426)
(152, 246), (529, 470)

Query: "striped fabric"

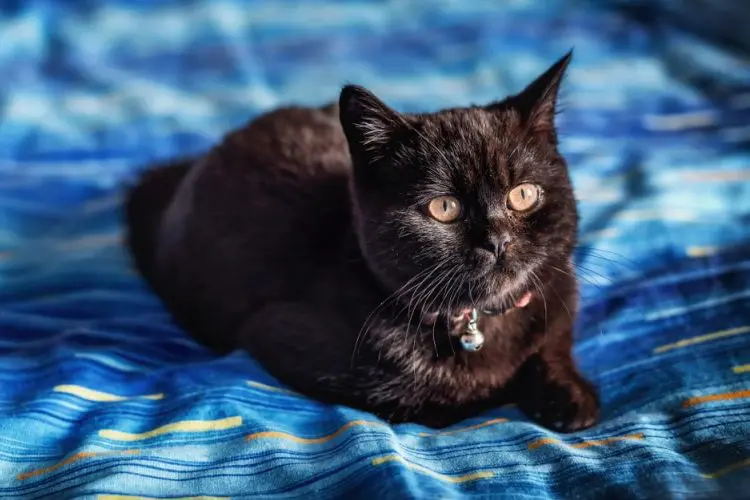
(1, 1), (749, 498)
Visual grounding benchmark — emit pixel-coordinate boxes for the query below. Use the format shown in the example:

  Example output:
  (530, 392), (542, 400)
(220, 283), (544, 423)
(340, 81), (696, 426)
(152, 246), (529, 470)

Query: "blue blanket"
(1, 1), (749, 498)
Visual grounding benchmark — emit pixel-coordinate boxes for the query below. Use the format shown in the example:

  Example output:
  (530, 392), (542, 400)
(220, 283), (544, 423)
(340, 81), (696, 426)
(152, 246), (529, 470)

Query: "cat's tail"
(124, 159), (193, 287)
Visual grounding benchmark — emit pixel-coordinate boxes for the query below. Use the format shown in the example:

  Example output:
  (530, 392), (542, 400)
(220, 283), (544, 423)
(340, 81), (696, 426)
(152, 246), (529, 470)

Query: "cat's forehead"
(413, 107), (546, 178)
(420, 107), (519, 139)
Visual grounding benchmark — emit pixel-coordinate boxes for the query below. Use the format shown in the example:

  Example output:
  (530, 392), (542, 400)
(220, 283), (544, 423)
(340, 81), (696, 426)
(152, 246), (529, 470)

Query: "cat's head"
(339, 52), (577, 315)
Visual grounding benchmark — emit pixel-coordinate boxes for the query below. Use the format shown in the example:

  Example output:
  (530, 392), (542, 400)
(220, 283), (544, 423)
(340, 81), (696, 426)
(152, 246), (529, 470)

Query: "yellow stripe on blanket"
(99, 416), (243, 441)
(418, 418), (508, 437)
(702, 457), (750, 479)
(246, 420), (388, 444)
(245, 380), (299, 395)
(372, 454), (494, 483)
(653, 326), (750, 354)
(681, 170), (750, 182)
(683, 389), (750, 408)
(528, 433), (644, 451)
(686, 246), (719, 258)
(54, 385), (164, 402)
(17, 450), (140, 480)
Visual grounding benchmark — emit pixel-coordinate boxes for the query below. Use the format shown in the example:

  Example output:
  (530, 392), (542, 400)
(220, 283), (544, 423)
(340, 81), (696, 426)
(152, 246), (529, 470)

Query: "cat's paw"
(520, 372), (599, 432)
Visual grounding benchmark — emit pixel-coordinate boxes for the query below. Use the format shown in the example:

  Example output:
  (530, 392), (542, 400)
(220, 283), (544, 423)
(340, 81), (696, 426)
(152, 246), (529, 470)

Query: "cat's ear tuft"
(339, 85), (401, 159)
(513, 50), (572, 140)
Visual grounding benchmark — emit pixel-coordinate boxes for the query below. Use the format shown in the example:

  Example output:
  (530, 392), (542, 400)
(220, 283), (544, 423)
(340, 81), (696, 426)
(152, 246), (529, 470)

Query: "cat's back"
(223, 103), (349, 178)
(191, 103), (352, 238)
(153, 104), (356, 343)
(192, 104), (354, 270)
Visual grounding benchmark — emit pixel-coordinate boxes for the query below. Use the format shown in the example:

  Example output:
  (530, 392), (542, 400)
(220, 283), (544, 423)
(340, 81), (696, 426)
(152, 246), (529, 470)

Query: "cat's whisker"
(576, 247), (638, 269)
(427, 266), (463, 358)
(399, 261), (454, 368)
(422, 273), (451, 356)
(443, 272), (467, 357)
(545, 276), (573, 325)
(576, 252), (636, 274)
(416, 267), (454, 370)
(572, 263), (616, 286)
(468, 278), (479, 308)
(404, 271), (448, 386)
(421, 265), (457, 314)
(523, 249), (613, 295)
(538, 261), (612, 307)
(551, 262), (610, 293)
(405, 262), (462, 374)
(529, 270), (548, 334)
(402, 261), (449, 322)
(351, 262), (445, 367)
(368, 276), (436, 374)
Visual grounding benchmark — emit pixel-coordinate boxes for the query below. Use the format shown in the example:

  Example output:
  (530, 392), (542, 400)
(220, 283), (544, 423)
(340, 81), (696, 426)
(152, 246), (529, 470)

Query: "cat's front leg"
(513, 346), (599, 432)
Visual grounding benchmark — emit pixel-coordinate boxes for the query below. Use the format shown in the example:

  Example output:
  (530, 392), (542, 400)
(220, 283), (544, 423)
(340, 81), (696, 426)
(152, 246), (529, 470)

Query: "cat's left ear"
(504, 50), (572, 141)
(339, 85), (403, 165)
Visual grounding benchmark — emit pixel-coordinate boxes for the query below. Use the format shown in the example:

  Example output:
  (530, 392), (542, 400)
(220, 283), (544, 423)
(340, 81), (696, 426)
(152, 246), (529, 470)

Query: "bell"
(459, 308), (484, 351)
(460, 331), (485, 351)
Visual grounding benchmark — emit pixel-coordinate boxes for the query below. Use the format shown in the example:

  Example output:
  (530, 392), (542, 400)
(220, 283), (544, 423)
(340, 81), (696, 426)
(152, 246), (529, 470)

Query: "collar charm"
(459, 308), (485, 352)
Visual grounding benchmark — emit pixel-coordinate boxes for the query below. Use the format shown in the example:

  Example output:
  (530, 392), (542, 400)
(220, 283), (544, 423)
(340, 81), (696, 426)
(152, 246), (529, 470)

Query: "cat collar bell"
(460, 308), (485, 352)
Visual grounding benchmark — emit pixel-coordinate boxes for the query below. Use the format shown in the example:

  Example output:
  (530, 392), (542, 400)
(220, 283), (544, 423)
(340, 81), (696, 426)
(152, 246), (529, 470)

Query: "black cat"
(125, 51), (599, 431)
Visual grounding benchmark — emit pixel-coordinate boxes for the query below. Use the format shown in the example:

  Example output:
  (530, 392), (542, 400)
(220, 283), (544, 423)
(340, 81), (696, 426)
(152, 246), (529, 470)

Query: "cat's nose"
(485, 233), (511, 259)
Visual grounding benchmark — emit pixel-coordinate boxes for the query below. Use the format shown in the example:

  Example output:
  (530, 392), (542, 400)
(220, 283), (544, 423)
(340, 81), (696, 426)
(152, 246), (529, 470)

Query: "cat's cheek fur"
(359, 209), (465, 291)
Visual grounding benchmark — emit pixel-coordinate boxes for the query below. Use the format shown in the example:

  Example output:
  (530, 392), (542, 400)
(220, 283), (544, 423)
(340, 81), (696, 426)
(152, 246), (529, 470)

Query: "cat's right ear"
(510, 51), (572, 141)
(339, 85), (401, 164)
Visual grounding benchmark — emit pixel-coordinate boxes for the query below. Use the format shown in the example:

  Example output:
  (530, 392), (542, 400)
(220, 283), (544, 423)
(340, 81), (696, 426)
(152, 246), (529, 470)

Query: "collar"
(421, 291), (533, 353)
(458, 291), (534, 319)
(422, 291), (533, 326)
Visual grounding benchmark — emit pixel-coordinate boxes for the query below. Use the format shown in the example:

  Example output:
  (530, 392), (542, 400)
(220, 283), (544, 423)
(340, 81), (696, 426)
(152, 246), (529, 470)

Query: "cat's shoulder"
(179, 103), (351, 220)
(199, 104), (350, 182)
(225, 104), (345, 151)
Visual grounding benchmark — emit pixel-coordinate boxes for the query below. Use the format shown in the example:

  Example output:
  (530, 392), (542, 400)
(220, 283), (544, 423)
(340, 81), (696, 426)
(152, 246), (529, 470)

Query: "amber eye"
(507, 183), (542, 212)
(427, 196), (462, 223)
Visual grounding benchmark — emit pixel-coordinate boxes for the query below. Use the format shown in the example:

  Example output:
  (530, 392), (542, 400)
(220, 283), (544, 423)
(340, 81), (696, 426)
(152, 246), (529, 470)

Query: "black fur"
(125, 51), (599, 431)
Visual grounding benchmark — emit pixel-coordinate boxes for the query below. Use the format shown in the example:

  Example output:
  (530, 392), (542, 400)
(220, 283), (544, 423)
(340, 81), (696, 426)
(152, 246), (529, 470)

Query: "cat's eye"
(427, 195), (462, 223)
(507, 183), (542, 212)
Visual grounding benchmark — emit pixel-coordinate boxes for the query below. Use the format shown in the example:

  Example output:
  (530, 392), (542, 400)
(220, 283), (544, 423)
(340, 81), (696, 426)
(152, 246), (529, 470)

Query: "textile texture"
(0, 1), (749, 498)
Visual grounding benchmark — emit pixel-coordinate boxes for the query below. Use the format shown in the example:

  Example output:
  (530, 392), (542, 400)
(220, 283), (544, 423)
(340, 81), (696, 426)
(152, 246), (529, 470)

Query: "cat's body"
(126, 53), (599, 430)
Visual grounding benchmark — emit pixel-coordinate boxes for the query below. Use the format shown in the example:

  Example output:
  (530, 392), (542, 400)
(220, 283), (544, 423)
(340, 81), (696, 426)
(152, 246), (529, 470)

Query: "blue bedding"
(1, 1), (749, 498)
